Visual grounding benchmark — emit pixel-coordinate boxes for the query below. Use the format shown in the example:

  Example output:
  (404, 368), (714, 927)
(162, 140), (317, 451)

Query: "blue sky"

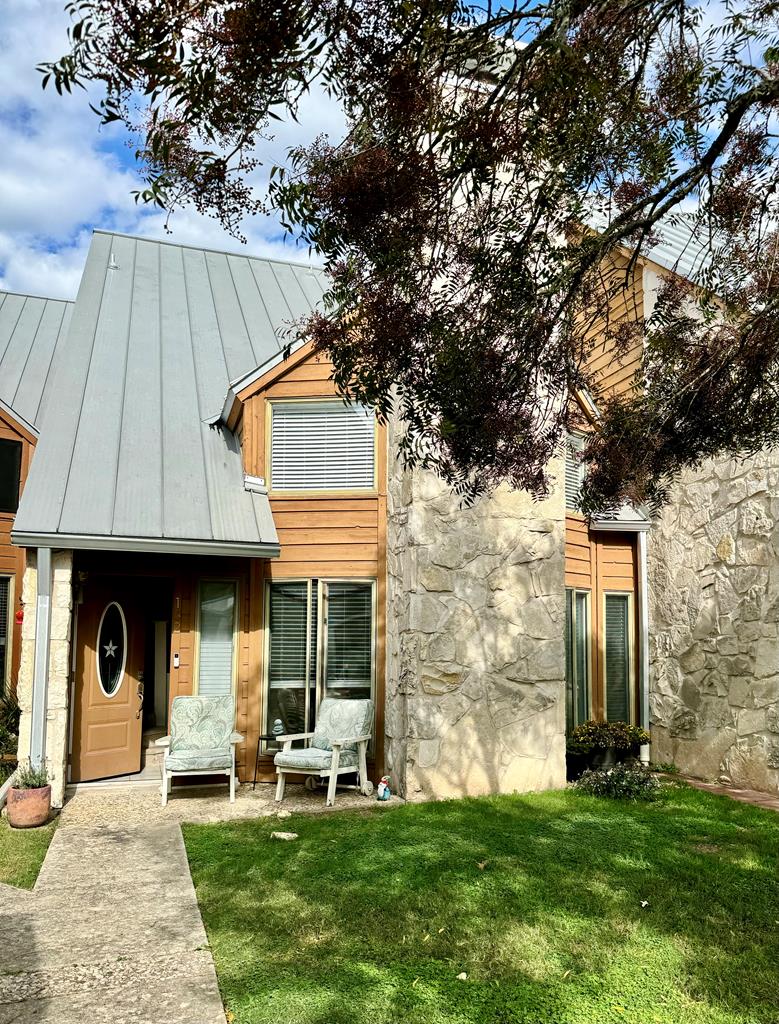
(0, 0), (345, 299)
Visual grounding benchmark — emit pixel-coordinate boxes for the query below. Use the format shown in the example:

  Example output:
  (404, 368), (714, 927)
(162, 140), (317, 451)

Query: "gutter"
(11, 532), (280, 560)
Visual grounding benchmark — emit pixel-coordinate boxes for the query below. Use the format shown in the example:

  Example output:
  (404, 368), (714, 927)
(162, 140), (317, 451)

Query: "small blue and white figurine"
(272, 718), (284, 738)
(377, 775), (392, 801)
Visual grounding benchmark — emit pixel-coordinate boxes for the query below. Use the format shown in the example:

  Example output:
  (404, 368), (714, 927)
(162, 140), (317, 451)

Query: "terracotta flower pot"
(6, 784), (51, 829)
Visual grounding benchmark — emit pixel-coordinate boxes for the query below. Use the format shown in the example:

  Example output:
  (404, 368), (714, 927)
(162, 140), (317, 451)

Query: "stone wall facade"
(16, 550), (74, 807)
(649, 453), (779, 791)
(385, 434), (567, 800)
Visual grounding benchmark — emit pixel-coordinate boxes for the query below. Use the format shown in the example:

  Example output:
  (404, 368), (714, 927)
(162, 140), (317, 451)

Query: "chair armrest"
(155, 736), (171, 748)
(332, 734), (372, 747)
(275, 731), (314, 752)
(230, 732), (244, 744)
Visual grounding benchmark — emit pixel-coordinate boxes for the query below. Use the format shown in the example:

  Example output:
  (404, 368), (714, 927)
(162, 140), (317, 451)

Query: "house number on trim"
(96, 602), (127, 698)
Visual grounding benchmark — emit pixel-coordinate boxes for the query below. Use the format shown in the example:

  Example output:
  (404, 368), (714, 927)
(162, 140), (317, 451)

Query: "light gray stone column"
(16, 549), (74, 806)
(649, 453), (779, 791)
(385, 420), (567, 800)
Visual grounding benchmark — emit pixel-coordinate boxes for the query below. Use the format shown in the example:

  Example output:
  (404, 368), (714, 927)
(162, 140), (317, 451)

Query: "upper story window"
(269, 400), (375, 492)
(564, 432), (586, 511)
(0, 439), (22, 514)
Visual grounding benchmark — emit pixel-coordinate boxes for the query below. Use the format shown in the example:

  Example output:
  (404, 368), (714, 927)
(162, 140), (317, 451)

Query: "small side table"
(253, 734), (281, 790)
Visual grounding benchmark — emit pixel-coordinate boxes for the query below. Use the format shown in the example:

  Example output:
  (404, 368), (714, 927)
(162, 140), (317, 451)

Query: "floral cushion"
(169, 695), (234, 755)
(274, 747), (358, 771)
(311, 698), (374, 753)
(166, 749), (232, 772)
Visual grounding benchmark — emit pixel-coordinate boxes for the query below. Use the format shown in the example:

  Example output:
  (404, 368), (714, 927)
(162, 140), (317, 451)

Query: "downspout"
(637, 531), (651, 765)
(29, 547), (52, 771)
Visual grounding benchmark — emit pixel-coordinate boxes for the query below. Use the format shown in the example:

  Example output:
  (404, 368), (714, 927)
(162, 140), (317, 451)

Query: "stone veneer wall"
(649, 453), (779, 791)
(16, 550), (74, 807)
(385, 431), (567, 800)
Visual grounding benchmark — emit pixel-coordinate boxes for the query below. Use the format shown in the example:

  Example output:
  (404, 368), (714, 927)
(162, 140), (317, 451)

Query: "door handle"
(136, 680), (144, 719)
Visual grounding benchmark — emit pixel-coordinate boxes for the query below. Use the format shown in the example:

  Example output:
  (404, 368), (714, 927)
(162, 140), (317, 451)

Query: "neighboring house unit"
(7, 226), (778, 807)
(0, 291), (73, 696)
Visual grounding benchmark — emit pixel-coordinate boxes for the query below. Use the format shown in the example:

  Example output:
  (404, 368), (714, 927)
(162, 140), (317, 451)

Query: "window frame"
(564, 431), (587, 514)
(565, 587), (592, 730)
(0, 437), (23, 515)
(602, 590), (635, 725)
(193, 577), (240, 699)
(266, 397), (378, 496)
(261, 576), (377, 749)
(0, 575), (12, 696)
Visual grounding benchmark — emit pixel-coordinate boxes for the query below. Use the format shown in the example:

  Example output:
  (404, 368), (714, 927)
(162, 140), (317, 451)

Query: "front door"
(72, 580), (145, 782)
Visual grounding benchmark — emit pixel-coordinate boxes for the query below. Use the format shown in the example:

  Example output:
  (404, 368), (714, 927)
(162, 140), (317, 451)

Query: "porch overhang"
(11, 531), (280, 560)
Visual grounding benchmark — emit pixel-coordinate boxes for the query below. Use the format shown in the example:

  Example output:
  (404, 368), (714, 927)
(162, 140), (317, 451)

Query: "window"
(265, 578), (375, 740)
(0, 577), (9, 694)
(604, 593), (632, 722)
(96, 602), (127, 697)
(565, 432), (586, 511)
(270, 400), (375, 491)
(565, 588), (590, 730)
(196, 581), (237, 697)
(0, 439), (22, 514)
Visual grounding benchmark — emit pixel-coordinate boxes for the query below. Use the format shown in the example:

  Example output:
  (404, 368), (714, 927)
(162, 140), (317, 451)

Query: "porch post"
(637, 530), (651, 765)
(29, 546), (52, 770)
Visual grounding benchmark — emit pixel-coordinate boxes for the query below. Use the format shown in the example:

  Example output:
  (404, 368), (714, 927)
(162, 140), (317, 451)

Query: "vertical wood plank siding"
(238, 343), (387, 779)
(565, 514), (639, 721)
(0, 408), (34, 690)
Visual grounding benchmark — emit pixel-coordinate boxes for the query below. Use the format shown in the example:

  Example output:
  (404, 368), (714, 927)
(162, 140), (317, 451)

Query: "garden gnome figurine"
(377, 775), (391, 801)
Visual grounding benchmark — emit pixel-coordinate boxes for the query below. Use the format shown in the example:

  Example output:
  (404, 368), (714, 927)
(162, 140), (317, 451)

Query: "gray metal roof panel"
(12, 229), (313, 555)
(0, 290), (73, 432)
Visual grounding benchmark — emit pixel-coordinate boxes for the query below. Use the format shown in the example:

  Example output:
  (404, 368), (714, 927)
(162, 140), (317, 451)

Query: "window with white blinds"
(270, 401), (375, 491)
(565, 588), (590, 730)
(0, 577), (9, 694)
(264, 578), (375, 739)
(605, 593), (631, 722)
(196, 581), (237, 697)
(565, 432), (586, 511)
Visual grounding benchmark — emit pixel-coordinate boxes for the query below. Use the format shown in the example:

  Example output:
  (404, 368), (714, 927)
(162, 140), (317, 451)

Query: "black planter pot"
(566, 752), (588, 782)
(591, 746), (617, 768)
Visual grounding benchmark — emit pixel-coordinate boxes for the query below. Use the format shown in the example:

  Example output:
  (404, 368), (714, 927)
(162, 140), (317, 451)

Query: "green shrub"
(0, 692), (20, 754)
(13, 760), (50, 790)
(567, 720), (650, 755)
(575, 763), (660, 801)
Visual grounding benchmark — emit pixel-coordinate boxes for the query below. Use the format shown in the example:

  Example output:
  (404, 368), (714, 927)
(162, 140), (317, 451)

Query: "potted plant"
(6, 760), (51, 829)
(566, 721), (650, 771)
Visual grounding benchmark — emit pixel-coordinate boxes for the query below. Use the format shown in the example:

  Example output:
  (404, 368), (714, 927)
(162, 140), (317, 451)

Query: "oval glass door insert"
(96, 602), (127, 697)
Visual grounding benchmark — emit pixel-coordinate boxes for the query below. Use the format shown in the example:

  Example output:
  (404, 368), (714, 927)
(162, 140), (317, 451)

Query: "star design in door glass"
(104, 640), (118, 658)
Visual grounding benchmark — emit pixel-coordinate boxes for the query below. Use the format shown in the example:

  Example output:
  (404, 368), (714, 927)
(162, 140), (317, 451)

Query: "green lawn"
(183, 785), (779, 1024)
(0, 816), (56, 888)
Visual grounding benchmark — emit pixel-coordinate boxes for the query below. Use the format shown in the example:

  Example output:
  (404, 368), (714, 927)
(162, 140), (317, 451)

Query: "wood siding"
(238, 342), (387, 779)
(0, 407), (35, 691)
(583, 250), (645, 401)
(565, 514), (639, 721)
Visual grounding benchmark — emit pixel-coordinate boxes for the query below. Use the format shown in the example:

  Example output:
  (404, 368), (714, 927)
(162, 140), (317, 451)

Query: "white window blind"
(197, 581), (236, 697)
(0, 577), (8, 693)
(605, 593), (631, 722)
(565, 432), (586, 510)
(271, 401), (375, 491)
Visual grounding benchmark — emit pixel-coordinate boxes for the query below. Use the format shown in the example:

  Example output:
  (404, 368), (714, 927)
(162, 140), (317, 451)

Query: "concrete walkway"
(681, 775), (779, 812)
(0, 821), (226, 1023)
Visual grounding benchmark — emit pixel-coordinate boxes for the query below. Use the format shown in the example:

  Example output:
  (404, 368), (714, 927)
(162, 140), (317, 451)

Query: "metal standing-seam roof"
(12, 230), (328, 557)
(0, 290), (74, 436)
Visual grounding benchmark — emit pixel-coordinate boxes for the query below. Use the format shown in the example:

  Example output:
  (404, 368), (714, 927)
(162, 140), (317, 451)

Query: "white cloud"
(0, 0), (345, 298)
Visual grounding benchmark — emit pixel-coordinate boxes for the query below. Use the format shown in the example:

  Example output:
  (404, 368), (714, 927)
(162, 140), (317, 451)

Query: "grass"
(0, 816), (56, 888)
(183, 784), (779, 1024)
